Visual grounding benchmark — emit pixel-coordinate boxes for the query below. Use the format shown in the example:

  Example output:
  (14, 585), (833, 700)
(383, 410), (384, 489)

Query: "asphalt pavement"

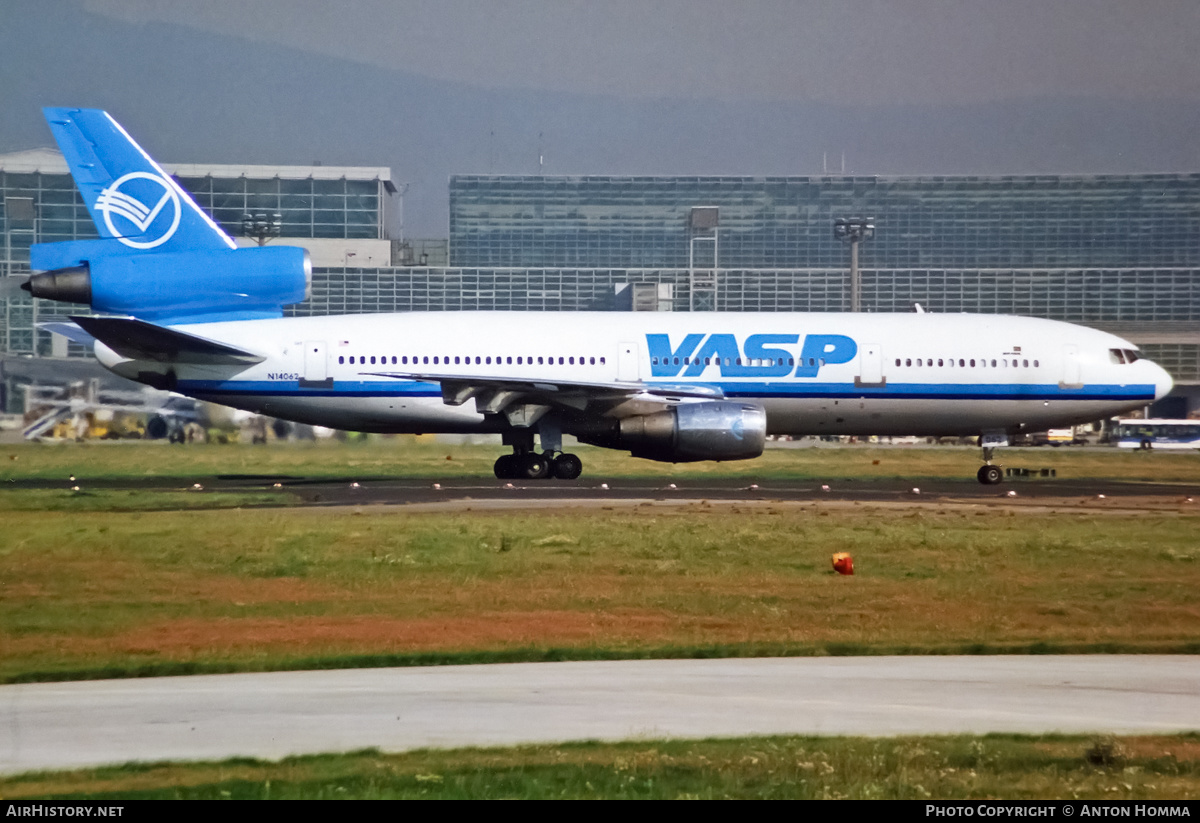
(3, 656), (1197, 775)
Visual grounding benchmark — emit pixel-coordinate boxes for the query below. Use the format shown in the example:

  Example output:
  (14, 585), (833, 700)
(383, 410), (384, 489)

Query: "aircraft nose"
(1153, 361), (1174, 401)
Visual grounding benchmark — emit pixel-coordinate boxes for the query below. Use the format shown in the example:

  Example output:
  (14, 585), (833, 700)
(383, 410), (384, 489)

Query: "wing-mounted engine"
(578, 400), (767, 462)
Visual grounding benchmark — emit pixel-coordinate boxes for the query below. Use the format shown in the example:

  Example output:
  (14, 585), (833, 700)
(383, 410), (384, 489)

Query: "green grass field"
(3, 735), (1197, 799)
(2, 441), (1199, 683)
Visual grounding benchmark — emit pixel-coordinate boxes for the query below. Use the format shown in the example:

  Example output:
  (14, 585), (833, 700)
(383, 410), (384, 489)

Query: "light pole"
(242, 213), (282, 246)
(834, 217), (874, 312)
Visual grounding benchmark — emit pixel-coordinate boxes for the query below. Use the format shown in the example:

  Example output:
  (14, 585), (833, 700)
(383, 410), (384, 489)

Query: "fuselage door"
(1060, 344), (1083, 388)
(304, 340), (328, 382)
(856, 343), (885, 387)
(618, 341), (640, 382)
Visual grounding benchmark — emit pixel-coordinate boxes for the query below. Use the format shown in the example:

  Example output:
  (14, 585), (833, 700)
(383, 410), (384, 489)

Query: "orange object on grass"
(831, 552), (854, 575)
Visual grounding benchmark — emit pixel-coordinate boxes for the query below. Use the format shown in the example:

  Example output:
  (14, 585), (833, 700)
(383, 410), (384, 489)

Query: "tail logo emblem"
(94, 172), (181, 249)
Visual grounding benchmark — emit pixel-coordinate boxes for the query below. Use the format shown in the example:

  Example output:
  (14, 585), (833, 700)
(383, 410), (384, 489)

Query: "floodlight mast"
(242, 212), (282, 246)
(834, 217), (874, 312)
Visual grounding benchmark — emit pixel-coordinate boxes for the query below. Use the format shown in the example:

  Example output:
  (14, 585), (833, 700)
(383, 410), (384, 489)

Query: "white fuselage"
(94, 311), (1173, 438)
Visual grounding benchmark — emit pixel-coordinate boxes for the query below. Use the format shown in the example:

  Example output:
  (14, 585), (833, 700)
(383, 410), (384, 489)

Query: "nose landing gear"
(977, 464), (1004, 485)
(977, 445), (1004, 485)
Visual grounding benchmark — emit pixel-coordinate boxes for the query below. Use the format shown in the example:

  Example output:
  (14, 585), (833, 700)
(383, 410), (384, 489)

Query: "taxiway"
(3, 656), (1198, 775)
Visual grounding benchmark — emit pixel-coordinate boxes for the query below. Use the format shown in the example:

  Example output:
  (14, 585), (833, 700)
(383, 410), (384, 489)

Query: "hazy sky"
(81, 0), (1200, 105)
(7, 1), (1200, 236)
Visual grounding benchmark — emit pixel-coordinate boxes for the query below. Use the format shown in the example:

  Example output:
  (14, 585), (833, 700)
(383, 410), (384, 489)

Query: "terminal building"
(3, 148), (1200, 417)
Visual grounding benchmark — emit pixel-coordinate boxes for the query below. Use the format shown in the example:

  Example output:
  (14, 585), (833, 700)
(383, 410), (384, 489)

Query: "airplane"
(20, 108), (1174, 484)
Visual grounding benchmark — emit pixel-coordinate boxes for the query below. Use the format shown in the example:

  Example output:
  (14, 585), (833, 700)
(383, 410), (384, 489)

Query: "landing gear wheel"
(552, 452), (583, 480)
(494, 454), (517, 479)
(517, 453), (550, 480)
(977, 464), (1003, 485)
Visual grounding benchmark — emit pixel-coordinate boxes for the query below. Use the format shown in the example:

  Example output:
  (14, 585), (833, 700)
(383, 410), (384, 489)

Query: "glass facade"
(176, 175), (383, 240)
(450, 174), (1200, 271)
(0, 168), (91, 357)
(288, 266), (1200, 325)
(292, 267), (685, 315)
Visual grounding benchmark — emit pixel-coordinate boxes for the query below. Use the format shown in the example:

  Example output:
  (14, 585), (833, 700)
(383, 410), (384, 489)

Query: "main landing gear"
(976, 446), (1004, 485)
(494, 421), (583, 480)
(494, 451), (583, 480)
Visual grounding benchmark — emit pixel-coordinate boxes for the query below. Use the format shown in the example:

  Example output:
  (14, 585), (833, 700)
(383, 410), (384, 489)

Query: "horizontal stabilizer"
(70, 316), (264, 365)
(38, 321), (96, 347)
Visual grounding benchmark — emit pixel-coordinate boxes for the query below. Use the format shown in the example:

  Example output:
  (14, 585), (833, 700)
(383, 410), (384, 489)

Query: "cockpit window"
(1109, 348), (1126, 364)
(1125, 349), (1140, 363)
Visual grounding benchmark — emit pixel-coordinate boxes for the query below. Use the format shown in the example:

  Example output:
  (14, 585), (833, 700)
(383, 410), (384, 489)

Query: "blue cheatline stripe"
(176, 378), (1156, 403)
(715, 381), (1157, 402)
(177, 379), (442, 398)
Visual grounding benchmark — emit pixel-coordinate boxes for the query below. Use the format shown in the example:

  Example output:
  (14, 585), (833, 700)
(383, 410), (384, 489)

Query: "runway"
(10, 472), (1200, 510)
(3, 656), (1198, 775)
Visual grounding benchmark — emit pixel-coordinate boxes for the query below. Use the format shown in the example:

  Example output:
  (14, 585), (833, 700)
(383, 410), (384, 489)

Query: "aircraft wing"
(70, 315), (265, 366)
(364, 370), (723, 419)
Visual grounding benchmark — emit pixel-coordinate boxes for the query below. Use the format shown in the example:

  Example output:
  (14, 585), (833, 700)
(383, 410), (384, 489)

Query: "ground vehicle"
(1112, 419), (1200, 450)
(1030, 428), (1087, 446)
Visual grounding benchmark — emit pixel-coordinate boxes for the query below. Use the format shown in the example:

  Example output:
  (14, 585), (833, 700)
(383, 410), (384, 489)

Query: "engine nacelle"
(582, 401), (767, 462)
(26, 240), (310, 323)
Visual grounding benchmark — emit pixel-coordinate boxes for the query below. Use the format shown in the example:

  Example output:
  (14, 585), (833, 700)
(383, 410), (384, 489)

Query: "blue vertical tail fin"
(28, 108), (309, 323)
(42, 107), (236, 252)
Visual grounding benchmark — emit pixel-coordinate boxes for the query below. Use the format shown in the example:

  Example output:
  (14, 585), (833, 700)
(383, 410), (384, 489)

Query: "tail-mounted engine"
(24, 240), (310, 323)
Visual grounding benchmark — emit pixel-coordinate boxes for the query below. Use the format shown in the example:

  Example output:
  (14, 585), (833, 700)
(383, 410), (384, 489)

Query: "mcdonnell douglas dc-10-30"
(20, 108), (1173, 483)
